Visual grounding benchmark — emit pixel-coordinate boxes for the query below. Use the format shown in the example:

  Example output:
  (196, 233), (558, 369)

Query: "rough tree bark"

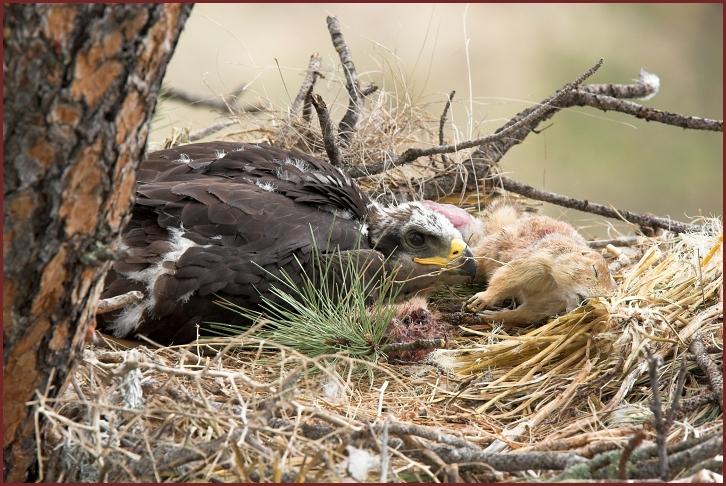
(3, 4), (192, 481)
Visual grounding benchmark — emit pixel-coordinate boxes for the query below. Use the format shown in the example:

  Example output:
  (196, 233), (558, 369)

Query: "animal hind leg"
(474, 304), (545, 327)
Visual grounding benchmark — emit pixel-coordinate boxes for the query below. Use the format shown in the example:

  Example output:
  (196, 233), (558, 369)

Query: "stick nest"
(42, 49), (723, 482)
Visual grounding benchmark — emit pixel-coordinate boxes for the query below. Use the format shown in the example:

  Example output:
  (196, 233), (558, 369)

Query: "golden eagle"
(98, 142), (476, 344)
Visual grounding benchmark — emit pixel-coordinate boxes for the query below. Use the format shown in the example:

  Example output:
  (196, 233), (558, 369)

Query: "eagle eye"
(405, 231), (426, 248)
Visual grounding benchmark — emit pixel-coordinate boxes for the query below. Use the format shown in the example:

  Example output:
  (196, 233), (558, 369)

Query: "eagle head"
(366, 201), (477, 298)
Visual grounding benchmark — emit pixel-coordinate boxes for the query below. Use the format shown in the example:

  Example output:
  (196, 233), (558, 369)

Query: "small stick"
(571, 90), (723, 132)
(310, 94), (343, 167)
(588, 236), (641, 249)
(495, 174), (698, 234)
(189, 119), (239, 142)
(689, 333), (723, 410)
(665, 356), (689, 427)
(163, 83), (263, 114)
(383, 419), (480, 449)
(439, 90), (456, 166)
(279, 53), (322, 141)
(646, 353), (669, 481)
(381, 338), (446, 355)
(439, 90), (456, 146)
(581, 69), (659, 98)
(326, 16), (376, 145)
(96, 291), (144, 314)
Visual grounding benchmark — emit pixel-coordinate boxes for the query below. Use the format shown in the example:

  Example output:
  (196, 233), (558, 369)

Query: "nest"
(40, 44), (722, 482)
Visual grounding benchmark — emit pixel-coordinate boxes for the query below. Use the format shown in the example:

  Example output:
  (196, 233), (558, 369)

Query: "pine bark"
(3, 4), (192, 481)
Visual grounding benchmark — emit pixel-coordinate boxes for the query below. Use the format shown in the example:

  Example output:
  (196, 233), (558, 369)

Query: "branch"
(646, 353), (669, 481)
(96, 291), (144, 314)
(326, 16), (376, 145)
(188, 119), (239, 142)
(381, 338), (446, 355)
(689, 333), (723, 410)
(429, 446), (586, 471)
(279, 53), (323, 141)
(588, 236), (641, 249)
(163, 83), (264, 114)
(439, 90), (456, 146)
(494, 174), (699, 234)
(310, 94), (343, 167)
(570, 90), (723, 131)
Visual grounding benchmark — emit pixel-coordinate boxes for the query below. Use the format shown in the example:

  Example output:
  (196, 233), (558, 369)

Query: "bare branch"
(690, 333), (724, 411)
(494, 174), (699, 234)
(278, 53), (323, 141)
(581, 68), (660, 98)
(570, 90), (723, 131)
(381, 338), (446, 355)
(189, 119), (239, 142)
(588, 236), (641, 249)
(163, 83), (264, 114)
(326, 16), (376, 145)
(291, 54), (323, 115)
(310, 94), (343, 167)
(646, 353), (669, 481)
(97, 291), (144, 315)
(439, 90), (456, 146)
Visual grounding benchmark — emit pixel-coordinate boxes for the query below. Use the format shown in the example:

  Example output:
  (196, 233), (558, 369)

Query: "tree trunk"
(3, 4), (193, 481)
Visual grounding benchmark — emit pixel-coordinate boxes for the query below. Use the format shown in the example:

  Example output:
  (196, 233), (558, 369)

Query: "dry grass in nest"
(37, 221), (722, 482)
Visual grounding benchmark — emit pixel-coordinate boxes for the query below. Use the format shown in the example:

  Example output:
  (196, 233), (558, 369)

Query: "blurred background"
(151, 3), (723, 238)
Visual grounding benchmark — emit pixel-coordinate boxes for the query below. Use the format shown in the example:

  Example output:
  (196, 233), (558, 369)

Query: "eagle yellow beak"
(414, 238), (467, 267)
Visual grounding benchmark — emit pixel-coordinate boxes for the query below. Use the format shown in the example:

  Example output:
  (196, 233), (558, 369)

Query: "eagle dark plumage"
(98, 142), (477, 344)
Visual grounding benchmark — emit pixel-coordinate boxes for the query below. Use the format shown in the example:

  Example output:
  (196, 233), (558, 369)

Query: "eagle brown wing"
(98, 142), (376, 344)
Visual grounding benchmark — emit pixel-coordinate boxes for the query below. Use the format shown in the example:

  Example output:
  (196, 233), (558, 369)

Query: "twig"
(163, 83), (263, 114)
(439, 90), (456, 145)
(580, 69), (660, 98)
(429, 445), (586, 471)
(677, 394), (717, 415)
(689, 333), (723, 410)
(381, 338), (446, 355)
(383, 419), (480, 450)
(439, 90), (456, 166)
(326, 16), (375, 146)
(189, 119), (239, 142)
(569, 90), (723, 131)
(96, 291), (144, 315)
(279, 54), (322, 141)
(494, 174), (698, 234)
(588, 236), (641, 249)
(310, 94), (343, 167)
(646, 353), (668, 481)
(665, 356), (689, 427)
